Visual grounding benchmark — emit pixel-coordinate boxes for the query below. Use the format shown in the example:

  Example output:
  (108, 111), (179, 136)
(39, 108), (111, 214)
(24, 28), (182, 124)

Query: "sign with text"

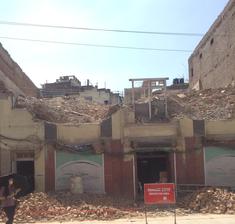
(144, 183), (176, 205)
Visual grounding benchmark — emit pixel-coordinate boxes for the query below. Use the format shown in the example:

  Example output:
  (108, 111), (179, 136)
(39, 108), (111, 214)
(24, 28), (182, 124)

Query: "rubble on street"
(167, 87), (235, 120)
(0, 192), (180, 223)
(0, 188), (234, 222)
(179, 187), (235, 214)
(16, 96), (117, 124)
(0, 192), (127, 222)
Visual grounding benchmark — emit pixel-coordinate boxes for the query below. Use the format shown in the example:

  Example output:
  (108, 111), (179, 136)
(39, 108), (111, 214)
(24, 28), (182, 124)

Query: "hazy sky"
(0, 0), (229, 92)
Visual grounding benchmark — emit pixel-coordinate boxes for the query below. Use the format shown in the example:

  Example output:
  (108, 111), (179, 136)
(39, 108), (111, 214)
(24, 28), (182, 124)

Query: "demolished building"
(3, 78), (235, 199)
(1, 37), (235, 201)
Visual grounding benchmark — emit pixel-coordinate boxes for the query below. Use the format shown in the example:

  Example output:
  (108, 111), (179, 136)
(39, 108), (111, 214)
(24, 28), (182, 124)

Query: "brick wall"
(189, 0), (235, 89)
(0, 43), (38, 97)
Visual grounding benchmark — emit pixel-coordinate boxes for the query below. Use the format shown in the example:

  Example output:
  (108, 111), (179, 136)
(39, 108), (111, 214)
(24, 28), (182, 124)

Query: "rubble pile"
(2, 189), (233, 222)
(0, 192), (127, 222)
(16, 96), (112, 123)
(179, 187), (235, 214)
(168, 87), (235, 120)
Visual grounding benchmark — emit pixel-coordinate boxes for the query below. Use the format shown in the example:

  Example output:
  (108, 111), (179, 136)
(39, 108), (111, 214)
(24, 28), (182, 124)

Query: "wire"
(0, 20), (204, 37)
(0, 134), (41, 143)
(0, 36), (192, 52)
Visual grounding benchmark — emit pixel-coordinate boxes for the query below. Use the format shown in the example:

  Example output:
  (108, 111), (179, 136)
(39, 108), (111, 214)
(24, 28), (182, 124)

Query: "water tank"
(173, 78), (179, 85)
(179, 78), (184, 84)
(70, 176), (83, 194)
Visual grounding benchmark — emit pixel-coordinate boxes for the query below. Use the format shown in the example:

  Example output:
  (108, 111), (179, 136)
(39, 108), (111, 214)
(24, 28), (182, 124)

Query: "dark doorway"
(16, 161), (34, 193)
(137, 152), (170, 196)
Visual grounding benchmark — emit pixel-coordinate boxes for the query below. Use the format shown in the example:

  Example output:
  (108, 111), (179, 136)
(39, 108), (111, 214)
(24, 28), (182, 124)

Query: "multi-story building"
(189, 0), (235, 90)
(40, 76), (122, 105)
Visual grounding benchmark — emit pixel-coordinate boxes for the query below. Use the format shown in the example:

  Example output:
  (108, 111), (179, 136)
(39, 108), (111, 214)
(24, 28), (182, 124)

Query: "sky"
(0, 0), (230, 93)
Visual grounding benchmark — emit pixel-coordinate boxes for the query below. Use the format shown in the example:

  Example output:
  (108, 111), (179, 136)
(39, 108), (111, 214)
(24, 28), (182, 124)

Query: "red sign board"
(144, 183), (176, 205)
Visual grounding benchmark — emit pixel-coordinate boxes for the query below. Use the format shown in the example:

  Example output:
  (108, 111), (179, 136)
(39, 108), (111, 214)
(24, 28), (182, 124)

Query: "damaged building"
(0, 43), (38, 97)
(40, 76), (122, 105)
(189, 0), (235, 90)
(3, 79), (235, 199)
(1, 29), (235, 202)
(0, 42), (41, 191)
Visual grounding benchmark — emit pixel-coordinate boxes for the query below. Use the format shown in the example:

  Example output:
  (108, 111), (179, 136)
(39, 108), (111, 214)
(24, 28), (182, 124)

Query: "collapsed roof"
(11, 85), (235, 123)
(16, 96), (119, 124)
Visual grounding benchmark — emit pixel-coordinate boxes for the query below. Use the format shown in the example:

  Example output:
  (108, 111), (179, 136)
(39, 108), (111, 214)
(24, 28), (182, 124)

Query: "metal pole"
(174, 203), (177, 224)
(174, 151), (177, 197)
(145, 206), (148, 224)
(174, 151), (177, 224)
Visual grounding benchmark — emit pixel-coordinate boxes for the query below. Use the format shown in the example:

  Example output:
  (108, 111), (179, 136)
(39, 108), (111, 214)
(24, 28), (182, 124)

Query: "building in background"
(40, 75), (81, 97)
(40, 76), (122, 105)
(189, 0), (235, 90)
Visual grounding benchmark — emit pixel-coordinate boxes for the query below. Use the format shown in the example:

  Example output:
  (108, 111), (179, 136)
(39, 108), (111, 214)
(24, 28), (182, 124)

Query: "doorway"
(137, 151), (171, 196)
(16, 161), (35, 193)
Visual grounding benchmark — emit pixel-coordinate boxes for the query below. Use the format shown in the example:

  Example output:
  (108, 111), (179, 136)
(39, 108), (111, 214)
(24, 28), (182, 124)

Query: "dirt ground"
(9, 214), (235, 224)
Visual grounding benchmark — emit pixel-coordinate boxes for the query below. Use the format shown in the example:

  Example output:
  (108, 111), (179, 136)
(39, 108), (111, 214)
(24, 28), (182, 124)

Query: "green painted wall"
(55, 151), (104, 193)
(205, 146), (235, 162)
(205, 146), (235, 187)
(56, 151), (102, 168)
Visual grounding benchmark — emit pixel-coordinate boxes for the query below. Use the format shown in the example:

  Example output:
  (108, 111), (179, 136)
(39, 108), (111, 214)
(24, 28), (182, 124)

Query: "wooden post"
(165, 79), (168, 118)
(131, 80), (135, 108)
(148, 81), (152, 119)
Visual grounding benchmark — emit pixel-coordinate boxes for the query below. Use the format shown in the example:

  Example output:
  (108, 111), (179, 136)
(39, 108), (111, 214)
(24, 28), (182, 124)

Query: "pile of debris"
(16, 96), (116, 124)
(3, 189), (233, 222)
(167, 87), (235, 120)
(179, 187), (235, 214)
(0, 192), (183, 222)
(0, 192), (127, 222)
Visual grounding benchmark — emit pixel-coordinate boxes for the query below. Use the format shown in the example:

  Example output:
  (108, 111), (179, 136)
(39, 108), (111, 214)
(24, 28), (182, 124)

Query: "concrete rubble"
(13, 86), (235, 122)
(0, 188), (234, 222)
(0, 192), (127, 222)
(167, 87), (235, 120)
(16, 96), (118, 124)
(179, 187), (235, 214)
(0, 192), (181, 222)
